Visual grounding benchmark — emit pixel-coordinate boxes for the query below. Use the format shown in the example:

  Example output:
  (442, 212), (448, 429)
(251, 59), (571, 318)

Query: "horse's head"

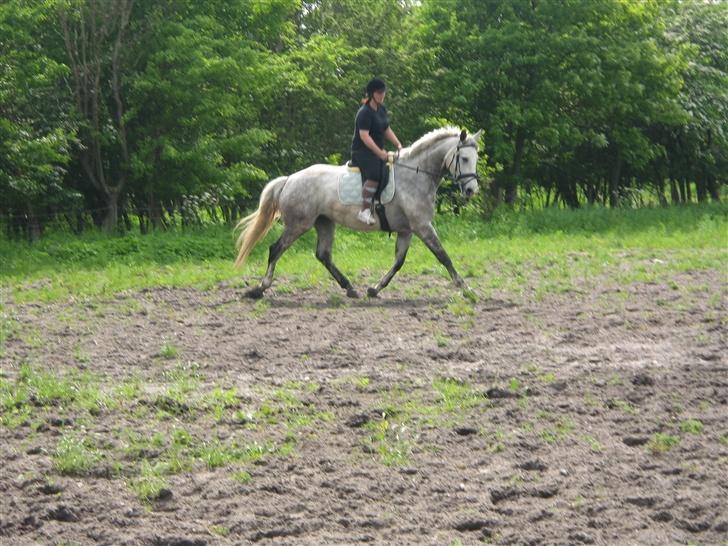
(444, 129), (482, 199)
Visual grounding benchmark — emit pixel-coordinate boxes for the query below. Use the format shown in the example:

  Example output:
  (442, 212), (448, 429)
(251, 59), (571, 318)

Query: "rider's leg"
(361, 179), (378, 211)
(358, 179), (378, 224)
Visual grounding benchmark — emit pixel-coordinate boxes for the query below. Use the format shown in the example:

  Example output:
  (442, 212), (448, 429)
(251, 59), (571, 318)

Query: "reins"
(393, 140), (480, 192)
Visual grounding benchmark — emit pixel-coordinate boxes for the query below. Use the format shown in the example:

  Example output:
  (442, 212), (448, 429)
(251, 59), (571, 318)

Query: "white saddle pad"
(338, 165), (396, 206)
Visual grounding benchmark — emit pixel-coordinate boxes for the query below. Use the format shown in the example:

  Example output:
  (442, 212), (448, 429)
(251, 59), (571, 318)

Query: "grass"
(647, 432), (681, 454)
(362, 378), (489, 465)
(158, 342), (180, 359)
(53, 434), (101, 475)
(0, 362), (331, 500)
(680, 419), (704, 434)
(0, 203), (724, 303)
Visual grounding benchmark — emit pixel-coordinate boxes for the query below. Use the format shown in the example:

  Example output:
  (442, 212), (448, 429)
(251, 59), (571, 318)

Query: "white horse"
(235, 127), (482, 298)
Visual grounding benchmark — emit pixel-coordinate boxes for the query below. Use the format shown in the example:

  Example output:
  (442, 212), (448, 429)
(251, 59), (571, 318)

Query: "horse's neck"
(406, 136), (455, 179)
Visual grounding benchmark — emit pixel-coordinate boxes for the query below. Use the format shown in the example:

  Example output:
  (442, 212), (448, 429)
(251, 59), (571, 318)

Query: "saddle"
(337, 162), (396, 206)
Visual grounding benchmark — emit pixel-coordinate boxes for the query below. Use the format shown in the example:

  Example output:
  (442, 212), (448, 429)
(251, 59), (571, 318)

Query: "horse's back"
(278, 163), (349, 220)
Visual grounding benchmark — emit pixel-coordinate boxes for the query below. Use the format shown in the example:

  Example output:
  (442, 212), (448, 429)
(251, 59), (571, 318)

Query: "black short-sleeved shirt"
(351, 103), (389, 153)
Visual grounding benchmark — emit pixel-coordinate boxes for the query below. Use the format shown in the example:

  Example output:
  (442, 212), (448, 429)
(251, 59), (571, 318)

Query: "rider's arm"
(385, 127), (402, 150)
(359, 130), (388, 161)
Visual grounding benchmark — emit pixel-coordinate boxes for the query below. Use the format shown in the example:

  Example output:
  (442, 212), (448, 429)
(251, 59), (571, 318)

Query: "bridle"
(444, 141), (480, 193)
(394, 139), (480, 194)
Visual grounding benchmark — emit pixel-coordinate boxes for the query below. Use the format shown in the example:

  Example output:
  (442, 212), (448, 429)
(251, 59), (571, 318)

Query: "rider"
(351, 78), (402, 224)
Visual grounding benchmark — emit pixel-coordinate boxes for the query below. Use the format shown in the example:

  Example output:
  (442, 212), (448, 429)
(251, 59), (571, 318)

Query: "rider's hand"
(379, 150), (388, 162)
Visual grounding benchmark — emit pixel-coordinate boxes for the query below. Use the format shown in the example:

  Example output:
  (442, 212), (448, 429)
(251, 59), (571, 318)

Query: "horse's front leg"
(414, 223), (466, 288)
(367, 231), (412, 297)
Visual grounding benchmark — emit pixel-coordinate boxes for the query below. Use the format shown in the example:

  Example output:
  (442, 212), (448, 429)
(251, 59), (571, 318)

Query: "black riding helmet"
(366, 78), (386, 98)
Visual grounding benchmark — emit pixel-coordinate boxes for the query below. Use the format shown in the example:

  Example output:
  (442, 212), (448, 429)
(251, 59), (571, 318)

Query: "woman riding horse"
(350, 78), (403, 225)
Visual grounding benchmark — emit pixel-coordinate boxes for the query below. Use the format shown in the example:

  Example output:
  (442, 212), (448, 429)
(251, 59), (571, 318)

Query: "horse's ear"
(459, 129), (467, 142)
(473, 129), (483, 142)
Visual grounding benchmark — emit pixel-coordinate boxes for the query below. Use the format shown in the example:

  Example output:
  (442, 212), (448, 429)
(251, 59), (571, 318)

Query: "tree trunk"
(27, 206), (42, 242)
(122, 209), (132, 232)
(505, 130), (525, 205)
(670, 179), (680, 204)
(707, 176), (721, 202)
(149, 193), (164, 230)
(609, 151), (622, 208)
(655, 178), (668, 207)
(102, 188), (120, 232)
(678, 177), (687, 204)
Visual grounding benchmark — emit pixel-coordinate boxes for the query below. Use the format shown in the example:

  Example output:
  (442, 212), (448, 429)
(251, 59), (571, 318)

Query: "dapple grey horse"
(235, 127), (482, 298)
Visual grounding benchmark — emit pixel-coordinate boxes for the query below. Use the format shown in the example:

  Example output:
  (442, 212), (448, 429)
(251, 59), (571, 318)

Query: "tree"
(56, 0), (134, 231)
(661, 0), (727, 203)
(407, 0), (688, 208)
(0, 1), (77, 239)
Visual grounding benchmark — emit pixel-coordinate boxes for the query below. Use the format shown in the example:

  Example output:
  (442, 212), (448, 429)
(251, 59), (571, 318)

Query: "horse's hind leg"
(246, 223), (308, 299)
(367, 231), (412, 297)
(314, 216), (359, 298)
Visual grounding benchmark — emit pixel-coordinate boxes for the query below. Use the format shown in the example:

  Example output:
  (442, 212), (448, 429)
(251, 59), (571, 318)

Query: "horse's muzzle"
(457, 174), (480, 199)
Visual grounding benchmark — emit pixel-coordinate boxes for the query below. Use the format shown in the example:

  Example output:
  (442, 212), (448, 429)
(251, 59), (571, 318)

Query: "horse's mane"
(401, 126), (462, 158)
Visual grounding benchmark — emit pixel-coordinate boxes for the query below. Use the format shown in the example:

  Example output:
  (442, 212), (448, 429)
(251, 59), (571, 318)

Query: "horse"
(234, 126), (482, 299)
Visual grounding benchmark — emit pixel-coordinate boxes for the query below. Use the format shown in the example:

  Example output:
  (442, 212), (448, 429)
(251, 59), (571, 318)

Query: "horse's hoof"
(245, 287), (264, 299)
(367, 287), (379, 298)
(346, 287), (360, 299)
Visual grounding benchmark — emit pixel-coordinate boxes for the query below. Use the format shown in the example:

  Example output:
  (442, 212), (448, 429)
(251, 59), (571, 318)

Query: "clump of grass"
(434, 332), (449, 347)
(231, 469), (252, 483)
(159, 342), (179, 359)
(679, 419), (704, 434)
(209, 525), (230, 537)
(53, 434), (100, 475)
(647, 432), (680, 454)
(611, 399), (639, 415)
(203, 386), (240, 421)
(433, 377), (484, 413)
(1, 364), (108, 424)
(130, 460), (169, 502)
(539, 417), (575, 445)
(447, 294), (475, 317)
(583, 435), (604, 452)
(364, 418), (412, 466)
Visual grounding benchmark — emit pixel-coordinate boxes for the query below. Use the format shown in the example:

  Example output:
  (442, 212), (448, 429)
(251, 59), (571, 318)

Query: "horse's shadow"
(243, 290), (515, 313)
(261, 293), (449, 311)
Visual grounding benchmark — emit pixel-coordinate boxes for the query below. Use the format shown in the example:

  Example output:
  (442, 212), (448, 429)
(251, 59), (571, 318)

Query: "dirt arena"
(1, 267), (726, 545)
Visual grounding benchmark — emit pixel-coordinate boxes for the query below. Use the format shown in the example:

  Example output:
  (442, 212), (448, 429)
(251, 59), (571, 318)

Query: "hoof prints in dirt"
(1, 270), (726, 545)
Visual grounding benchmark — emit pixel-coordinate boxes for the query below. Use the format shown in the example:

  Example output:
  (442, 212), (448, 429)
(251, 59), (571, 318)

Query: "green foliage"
(0, 1), (77, 233)
(1, 0), (726, 238)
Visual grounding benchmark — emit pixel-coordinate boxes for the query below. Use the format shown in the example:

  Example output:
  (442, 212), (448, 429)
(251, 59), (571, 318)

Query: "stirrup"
(357, 208), (376, 225)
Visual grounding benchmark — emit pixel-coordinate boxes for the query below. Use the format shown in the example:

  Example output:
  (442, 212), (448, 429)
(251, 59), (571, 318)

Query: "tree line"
(1, 0), (726, 239)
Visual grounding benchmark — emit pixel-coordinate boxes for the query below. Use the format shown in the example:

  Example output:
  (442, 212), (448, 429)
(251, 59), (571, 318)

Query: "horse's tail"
(234, 176), (288, 269)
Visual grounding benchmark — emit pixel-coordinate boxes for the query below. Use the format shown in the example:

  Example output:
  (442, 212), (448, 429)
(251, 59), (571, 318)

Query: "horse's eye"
(462, 157), (469, 163)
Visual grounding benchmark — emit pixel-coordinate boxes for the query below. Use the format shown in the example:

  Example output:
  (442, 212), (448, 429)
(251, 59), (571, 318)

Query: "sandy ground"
(1, 267), (726, 545)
